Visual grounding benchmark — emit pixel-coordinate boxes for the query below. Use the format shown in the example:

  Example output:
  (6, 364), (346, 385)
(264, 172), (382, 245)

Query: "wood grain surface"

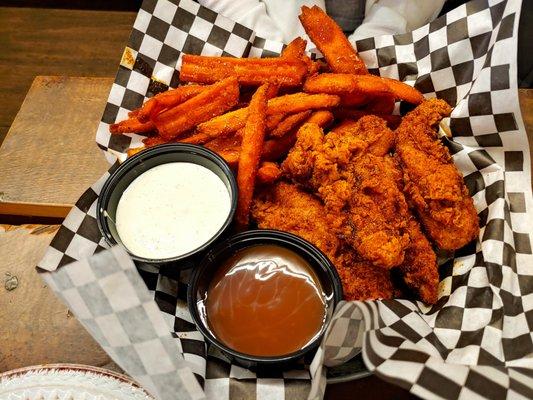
(0, 7), (135, 145)
(0, 224), (114, 372)
(0, 76), (112, 217)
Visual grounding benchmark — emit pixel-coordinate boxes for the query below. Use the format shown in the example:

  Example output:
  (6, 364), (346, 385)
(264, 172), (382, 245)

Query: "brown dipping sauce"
(205, 244), (327, 357)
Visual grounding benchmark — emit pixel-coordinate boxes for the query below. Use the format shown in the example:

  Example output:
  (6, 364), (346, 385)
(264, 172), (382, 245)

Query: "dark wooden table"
(0, 6), (530, 400)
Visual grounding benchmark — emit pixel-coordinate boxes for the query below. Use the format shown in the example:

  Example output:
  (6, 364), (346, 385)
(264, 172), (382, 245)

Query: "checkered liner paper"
(36, 0), (533, 398)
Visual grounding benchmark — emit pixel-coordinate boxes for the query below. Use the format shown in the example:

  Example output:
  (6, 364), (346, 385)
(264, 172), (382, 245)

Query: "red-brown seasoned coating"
(395, 99), (480, 250)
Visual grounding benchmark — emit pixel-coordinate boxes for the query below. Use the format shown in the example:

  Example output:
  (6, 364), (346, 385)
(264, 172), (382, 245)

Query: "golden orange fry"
(179, 132), (212, 145)
(305, 110), (334, 127)
(266, 113), (287, 131)
(196, 92), (340, 139)
(304, 73), (390, 96)
(110, 116), (155, 134)
(281, 37), (307, 59)
(299, 5), (367, 75)
(153, 77), (239, 139)
(180, 54), (308, 87)
(305, 73), (424, 104)
(381, 77), (425, 104)
(270, 111), (312, 137)
(137, 85), (205, 122)
(236, 84), (270, 228)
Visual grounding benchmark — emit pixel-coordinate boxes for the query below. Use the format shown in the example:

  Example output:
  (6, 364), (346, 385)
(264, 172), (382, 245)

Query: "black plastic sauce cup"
(188, 229), (343, 370)
(96, 143), (238, 269)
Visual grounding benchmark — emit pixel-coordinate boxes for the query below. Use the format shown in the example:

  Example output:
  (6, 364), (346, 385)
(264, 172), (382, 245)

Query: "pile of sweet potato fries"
(110, 5), (425, 229)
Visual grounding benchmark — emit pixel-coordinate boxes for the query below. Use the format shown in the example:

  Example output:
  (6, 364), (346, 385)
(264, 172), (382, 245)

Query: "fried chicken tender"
(282, 117), (409, 269)
(398, 218), (439, 304)
(395, 99), (480, 250)
(252, 181), (343, 256)
(334, 154), (410, 269)
(251, 182), (395, 301)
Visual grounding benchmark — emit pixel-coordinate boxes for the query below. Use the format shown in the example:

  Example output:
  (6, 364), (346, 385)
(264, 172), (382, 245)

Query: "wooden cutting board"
(0, 76), (111, 218)
(0, 76), (531, 219)
(0, 224), (115, 372)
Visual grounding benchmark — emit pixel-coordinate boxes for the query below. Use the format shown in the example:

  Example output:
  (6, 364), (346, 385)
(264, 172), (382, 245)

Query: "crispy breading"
(395, 99), (480, 250)
(256, 162), (282, 185)
(398, 218), (439, 304)
(283, 118), (410, 269)
(252, 181), (343, 256)
(335, 154), (410, 268)
(333, 108), (402, 129)
(251, 182), (395, 301)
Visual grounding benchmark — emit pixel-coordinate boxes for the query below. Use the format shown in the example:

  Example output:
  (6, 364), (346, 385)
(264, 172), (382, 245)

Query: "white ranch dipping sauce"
(115, 162), (231, 259)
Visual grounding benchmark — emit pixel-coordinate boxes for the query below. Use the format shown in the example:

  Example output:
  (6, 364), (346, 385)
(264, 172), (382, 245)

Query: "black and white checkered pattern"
(38, 0), (533, 398)
(41, 246), (204, 400)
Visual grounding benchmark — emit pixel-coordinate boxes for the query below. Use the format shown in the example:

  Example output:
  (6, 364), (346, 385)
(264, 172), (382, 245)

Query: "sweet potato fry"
(270, 111), (312, 137)
(204, 135), (242, 154)
(306, 58), (321, 76)
(299, 5), (367, 75)
(381, 77), (424, 104)
(281, 37), (321, 76)
(305, 73), (390, 96)
(195, 108), (247, 138)
(110, 116), (155, 134)
(266, 113), (287, 131)
(196, 93), (340, 139)
(180, 54), (308, 87)
(305, 73), (424, 104)
(281, 37), (307, 59)
(178, 132), (211, 145)
(216, 149), (240, 168)
(267, 93), (340, 115)
(305, 110), (334, 127)
(236, 84), (269, 227)
(257, 162), (282, 184)
(142, 135), (171, 147)
(137, 85), (205, 122)
(153, 77), (240, 139)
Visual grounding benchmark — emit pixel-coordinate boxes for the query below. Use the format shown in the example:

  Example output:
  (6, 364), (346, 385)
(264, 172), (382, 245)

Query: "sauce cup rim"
(96, 143), (238, 264)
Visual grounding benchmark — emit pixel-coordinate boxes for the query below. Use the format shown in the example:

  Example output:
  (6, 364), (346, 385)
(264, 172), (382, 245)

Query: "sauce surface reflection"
(205, 244), (326, 356)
